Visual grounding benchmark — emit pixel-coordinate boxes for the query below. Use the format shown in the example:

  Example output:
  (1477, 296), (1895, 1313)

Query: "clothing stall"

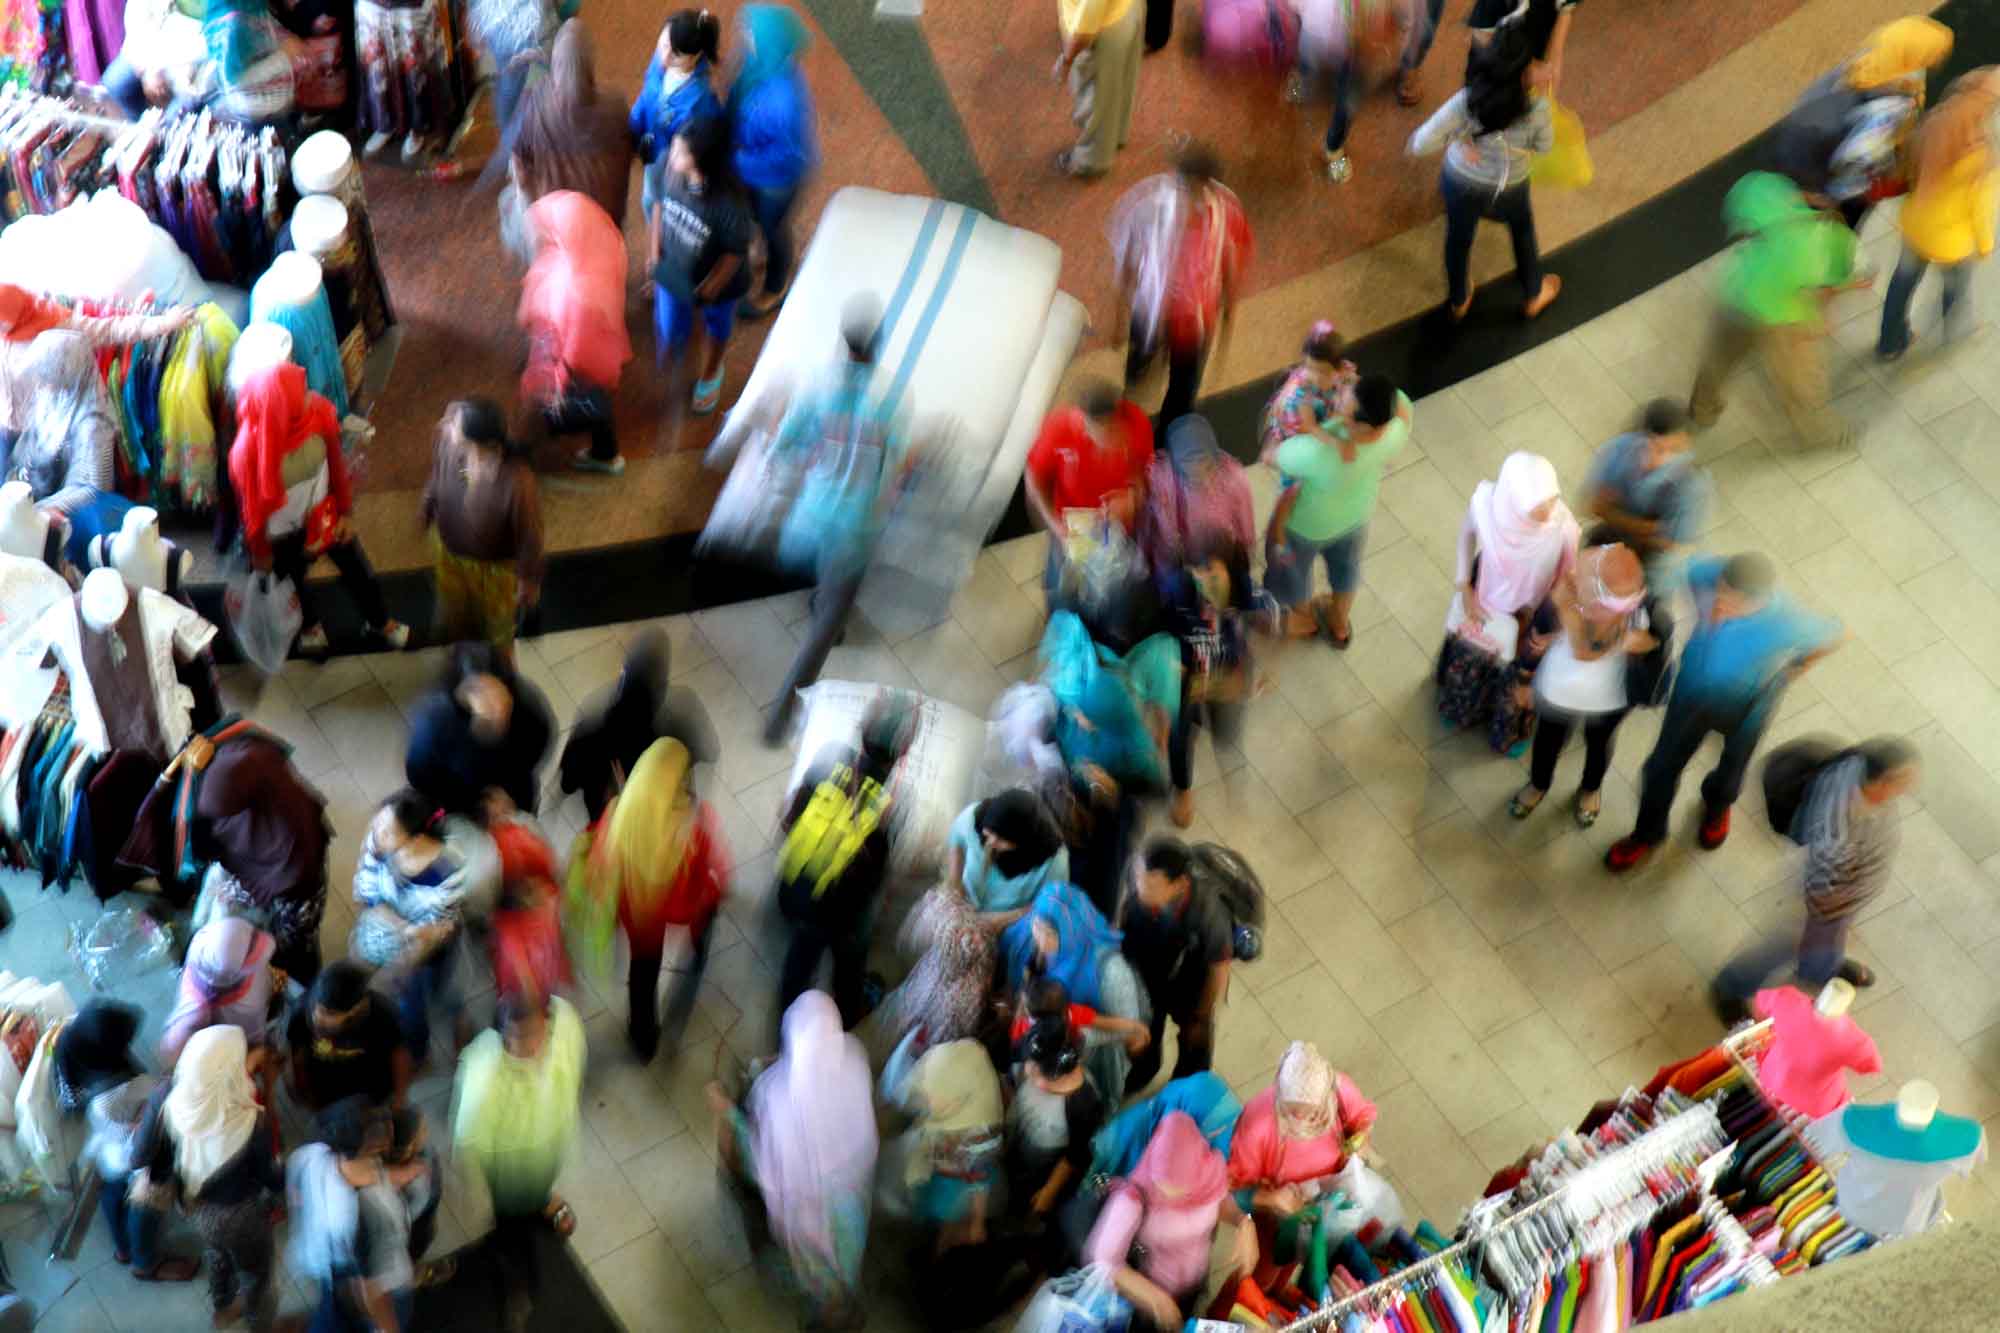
(1247, 1033), (1875, 1333)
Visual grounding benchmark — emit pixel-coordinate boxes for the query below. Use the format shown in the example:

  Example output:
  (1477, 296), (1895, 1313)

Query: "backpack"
(776, 761), (892, 924)
(1761, 735), (1852, 844)
(1192, 842), (1266, 962)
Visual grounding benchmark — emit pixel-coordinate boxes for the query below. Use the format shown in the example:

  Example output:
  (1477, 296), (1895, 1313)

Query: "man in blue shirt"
(1606, 552), (1843, 872)
(1585, 398), (1708, 566)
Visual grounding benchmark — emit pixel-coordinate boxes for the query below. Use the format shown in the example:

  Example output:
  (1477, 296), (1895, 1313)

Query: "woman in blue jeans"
(1405, 24), (1559, 319)
(728, 4), (819, 319)
(1876, 69), (2000, 361)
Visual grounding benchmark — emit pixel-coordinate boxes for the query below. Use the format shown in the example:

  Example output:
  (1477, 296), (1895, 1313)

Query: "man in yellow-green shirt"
(1054, 0), (1143, 177)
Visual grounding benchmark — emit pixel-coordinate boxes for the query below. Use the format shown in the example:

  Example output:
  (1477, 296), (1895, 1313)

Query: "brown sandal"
(134, 1256), (201, 1282)
(545, 1198), (577, 1236)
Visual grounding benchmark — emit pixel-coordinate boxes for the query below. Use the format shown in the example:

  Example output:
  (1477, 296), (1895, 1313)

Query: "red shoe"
(1604, 837), (1655, 873)
(1698, 805), (1731, 850)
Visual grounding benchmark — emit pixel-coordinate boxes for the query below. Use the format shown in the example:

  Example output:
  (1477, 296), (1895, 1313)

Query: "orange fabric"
(0, 283), (67, 342)
(517, 190), (632, 402)
(227, 363), (347, 561)
(1667, 1048), (1734, 1096)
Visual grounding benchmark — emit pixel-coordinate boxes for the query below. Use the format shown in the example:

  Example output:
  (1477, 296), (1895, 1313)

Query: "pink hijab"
(749, 991), (880, 1260)
(1468, 452), (1579, 614)
(159, 919), (276, 1067)
(1129, 1109), (1230, 1213)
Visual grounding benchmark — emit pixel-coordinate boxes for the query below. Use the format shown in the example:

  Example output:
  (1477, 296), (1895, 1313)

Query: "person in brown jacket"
(420, 398), (544, 659)
(495, 19), (634, 262)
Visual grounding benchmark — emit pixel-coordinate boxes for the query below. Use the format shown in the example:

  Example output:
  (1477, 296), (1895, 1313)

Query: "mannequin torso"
(0, 481), (52, 563)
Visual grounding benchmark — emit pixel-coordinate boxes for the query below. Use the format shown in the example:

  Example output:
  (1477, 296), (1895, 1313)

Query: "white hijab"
(163, 1025), (260, 1197)
(1468, 452), (1578, 614)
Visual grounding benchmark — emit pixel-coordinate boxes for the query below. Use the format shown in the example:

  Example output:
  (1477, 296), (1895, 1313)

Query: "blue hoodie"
(629, 56), (721, 164)
(726, 5), (817, 192)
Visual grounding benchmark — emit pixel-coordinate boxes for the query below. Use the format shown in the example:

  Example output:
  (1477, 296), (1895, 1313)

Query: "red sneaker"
(1604, 838), (1655, 873)
(1698, 805), (1731, 850)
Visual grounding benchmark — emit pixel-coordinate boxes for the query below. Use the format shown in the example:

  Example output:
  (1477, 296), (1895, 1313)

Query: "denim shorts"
(655, 285), (737, 357)
(1265, 524), (1367, 604)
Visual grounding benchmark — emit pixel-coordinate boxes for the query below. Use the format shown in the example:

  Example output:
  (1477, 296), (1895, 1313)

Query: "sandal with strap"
(545, 1199), (577, 1236)
(1508, 786), (1546, 819)
(1574, 792), (1601, 828)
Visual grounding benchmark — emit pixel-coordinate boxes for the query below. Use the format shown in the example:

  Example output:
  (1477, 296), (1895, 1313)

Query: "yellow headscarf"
(603, 737), (695, 900)
(1848, 16), (1953, 91)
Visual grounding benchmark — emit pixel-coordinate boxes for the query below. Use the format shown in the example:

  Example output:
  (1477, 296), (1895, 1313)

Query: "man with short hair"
(286, 961), (414, 1112)
(1026, 378), (1155, 604)
(1118, 837), (1233, 1093)
(1711, 738), (1920, 1023)
(1053, 0), (1144, 178)
(1606, 552), (1843, 872)
(1109, 144), (1254, 426)
(1266, 372), (1413, 647)
(1585, 397), (1708, 564)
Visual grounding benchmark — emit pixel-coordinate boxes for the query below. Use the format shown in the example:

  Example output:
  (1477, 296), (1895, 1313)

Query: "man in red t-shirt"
(1025, 379), (1155, 604)
(1109, 142), (1254, 426)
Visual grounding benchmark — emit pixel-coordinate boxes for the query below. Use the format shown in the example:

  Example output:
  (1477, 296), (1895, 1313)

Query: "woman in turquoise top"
(946, 789), (1069, 924)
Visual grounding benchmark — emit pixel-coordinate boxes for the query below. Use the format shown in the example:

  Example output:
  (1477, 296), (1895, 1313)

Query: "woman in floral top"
(1258, 321), (1357, 463)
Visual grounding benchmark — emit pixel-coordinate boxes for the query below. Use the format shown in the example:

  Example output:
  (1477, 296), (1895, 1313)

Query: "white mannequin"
(259, 252), (327, 313)
(291, 195), (351, 262)
(1815, 978), (1856, 1019)
(97, 506), (189, 593)
(0, 481), (49, 560)
(1897, 1080), (1940, 1131)
(228, 323), (295, 395)
(79, 566), (129, 631)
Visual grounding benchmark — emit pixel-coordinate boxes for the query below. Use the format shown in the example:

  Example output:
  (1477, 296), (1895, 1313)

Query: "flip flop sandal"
(1311, 601), (1351, 649)
(545, 1200), (578, 1236)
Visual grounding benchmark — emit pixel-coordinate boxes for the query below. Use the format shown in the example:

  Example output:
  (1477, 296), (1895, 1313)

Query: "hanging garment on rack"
(354, 0), (458, 141)
(25, 586), (216, 760)
(60, 0), (119, 85)
(154, 301), (240, 507)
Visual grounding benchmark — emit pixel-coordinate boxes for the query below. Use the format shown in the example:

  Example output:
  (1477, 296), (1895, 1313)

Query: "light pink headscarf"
(1128, 1110), (1230, 1212)
(748, 991), (879, 1262)
(159, 919), (276, 1068)
(1467, 452), (1579, 614)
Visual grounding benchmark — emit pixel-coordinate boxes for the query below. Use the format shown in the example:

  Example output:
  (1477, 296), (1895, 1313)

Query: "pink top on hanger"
(1754, 986), (1882, 1118)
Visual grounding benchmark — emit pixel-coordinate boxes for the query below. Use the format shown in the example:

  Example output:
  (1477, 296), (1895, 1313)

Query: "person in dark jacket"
(405, 641), (556, 820)
(557, 626), (718, 823)
(136, 1026), (283, 1328)
(728, 4), (818, 319)
(1770, 16), (1951, 231)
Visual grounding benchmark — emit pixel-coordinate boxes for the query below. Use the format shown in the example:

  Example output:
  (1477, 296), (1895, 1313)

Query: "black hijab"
(559, 627), (718, 822)
(974, 788), (1064, 880)
(54, 1001), (142, 1111)
(406, 642), (555, 819)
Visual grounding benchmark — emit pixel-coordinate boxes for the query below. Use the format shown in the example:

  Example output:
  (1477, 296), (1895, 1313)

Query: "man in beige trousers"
(1055, 0), (1144, 178)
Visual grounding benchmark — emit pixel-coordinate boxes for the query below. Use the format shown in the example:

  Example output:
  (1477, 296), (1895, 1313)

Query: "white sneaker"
(363, 131), (393, 159)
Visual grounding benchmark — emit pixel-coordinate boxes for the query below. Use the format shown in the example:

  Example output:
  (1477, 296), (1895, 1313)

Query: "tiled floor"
(9, 205), (2000, 1330)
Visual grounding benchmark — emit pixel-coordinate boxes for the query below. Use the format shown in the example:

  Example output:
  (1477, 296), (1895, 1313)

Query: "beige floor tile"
(589, 1232), (725, 1332)
(1851, 392), (1970, 503)
(1858, 897), (2000, 1043)
(1895, 811), (2000, 952)
(1917, 483), (2000, 592)
(1596, 1027), (1702, 1096)
(1456, 360), (1548, 430)
(1800, 634), (1935, 738)
(1499, 919), (1658, 1062)
(1376, 1072), (1504, 1224)
(308, 679), (413, 796)
(1386, 898), (1542, 1039)
(1496, 401), (1597, 492)
(1252, 963), (1412, 1099)
(1210, 984), (1292, 1088)
(1802, 460), (1954, 583)
(1519, 829), (1678, 971)
(1904, 559), (2000, 694)
(1264, 632), (1373, 728)
(1610, 941), (1713, 1031)
(1877, 352), (1979, 426)
(1241, 718), (1354, 817)
(1277, 874), (1427, 1017)
(1794, 539), (1944, 665)
(990, 532), (1047, 586)
(1907, 722), (2000, 864)
(1922, 398), (2000, 506)
(1378, 460), (1475, 578)
(1706, 442), (1847, 563)
(1483, 1009), (1608, 1127)
(1369, 987), (1523, 1136)
(1294, 787), (1442, 924)
(696, 599), (801, 707)
(948, 553), (1045, 668)
(1238, 890), (1316, 995)
(1411, 810), (1557, 948)
(1463, 1103), (1563, 1175)
(1318, 704), (1464, 837)
(1359, 534), (1457, 647)
(1892, 642), (2000, 780)
(624, 1128), (757, 1278)
(1860, 988), (2000, 1122)
(581, 1014), (695, 1162)
(557, 1122), (665, 1264)
(892, 619), (1007, 719)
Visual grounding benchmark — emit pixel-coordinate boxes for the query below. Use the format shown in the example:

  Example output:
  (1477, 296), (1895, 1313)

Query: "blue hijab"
(733, 4), (809, 94)
(1089, 1073), (1243, 1179)
(999, 882), (1121, 1008)
(1040, 613), (1178, 789)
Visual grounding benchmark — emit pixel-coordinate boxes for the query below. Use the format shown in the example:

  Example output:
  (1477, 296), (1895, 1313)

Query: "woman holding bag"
(1509, 542), (1668, 828)
(1084, 1110), (1258, 1328)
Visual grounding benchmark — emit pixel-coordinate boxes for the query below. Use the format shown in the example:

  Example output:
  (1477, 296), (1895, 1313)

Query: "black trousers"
(1168, 694), (1243, 793)
(767, 572), (863, 743)
(625, 919), (714, 1061)
(1126, 324), (1206, 428)
(544, 379), (618, 460)
(778, 915), (871, 1032)
(1124, 980), (1213, 1095)
(1528, 708), (1628, 793)
(1144, 0), (1173, 51)
(270, 532), (389, 632)
(1631, 693), (1774, 844)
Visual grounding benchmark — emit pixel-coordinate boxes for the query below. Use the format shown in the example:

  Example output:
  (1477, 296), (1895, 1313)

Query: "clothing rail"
(1699, 1194), (1782, 1289)
(1273, 1103), (1725, 1332)
(0, 84), (128, 133)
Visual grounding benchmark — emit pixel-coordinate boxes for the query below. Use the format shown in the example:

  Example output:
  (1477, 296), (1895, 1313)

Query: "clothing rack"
(1698, 1193), (1783, 1289)
(1275, 1104), (1726, 1332)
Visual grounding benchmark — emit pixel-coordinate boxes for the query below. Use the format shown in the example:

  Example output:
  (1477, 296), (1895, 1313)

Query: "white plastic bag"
(1324, 1155), (1406, 1243)
(1012, 1265), (1131, 1333)
(224, 571), (302, 675)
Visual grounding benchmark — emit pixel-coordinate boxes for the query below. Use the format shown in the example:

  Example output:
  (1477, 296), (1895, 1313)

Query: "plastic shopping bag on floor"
(223, 570), (302, 675)
(1532, 101), (1594, 190)
(1322, 1155), (1406, 1246)
(1012, 1265), (1132, 1333)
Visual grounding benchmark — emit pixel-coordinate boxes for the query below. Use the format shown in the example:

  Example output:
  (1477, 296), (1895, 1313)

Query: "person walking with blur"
(1711, 738), (1920, 1023)
(1584, 398), (1707, 572)
(1605, 553), (1843, 873)
(1054, 0), (1143, 178)
(1026, 379), (1155, 608)
(1110, 143), (1254, 425)
(1877, 68), (2000, 361)
(406, 641), (557, 819)
(1265, 373), (1412, 648)
(1509, 542), (1668, 828)
(519, 191), (633, 474)
(559, 626), (719, 823)
(1772, 16), (1952, 232)
(1259, 321), (1356, 463)
(421, 398), (543, 659)
(1406, 23), (1559, 319)
(1688, 173), (1857, 449)
(729, 5), (819, 319)
(493, 19), (632, 264)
